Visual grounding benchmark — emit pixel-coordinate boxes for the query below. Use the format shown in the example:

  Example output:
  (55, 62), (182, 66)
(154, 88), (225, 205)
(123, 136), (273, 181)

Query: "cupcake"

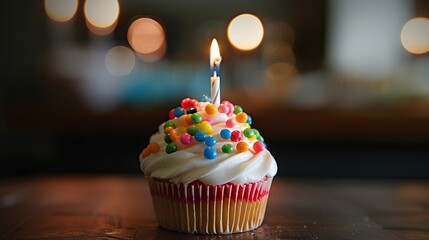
(139, 97), (277, 234)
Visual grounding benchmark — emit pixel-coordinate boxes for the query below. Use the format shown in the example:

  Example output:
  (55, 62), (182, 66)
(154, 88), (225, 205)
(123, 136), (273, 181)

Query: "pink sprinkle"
(180, 133), (192, 145)
(221, 101), (234, 115)
(226, 119), (235, 128)
(218, 104), (229, 114)
(203, 117), (213, 124)
(253, 141), (265, 153)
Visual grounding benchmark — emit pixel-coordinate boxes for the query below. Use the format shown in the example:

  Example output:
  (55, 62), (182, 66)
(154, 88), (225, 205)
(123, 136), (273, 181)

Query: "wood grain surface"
(0, 175), (428, 239)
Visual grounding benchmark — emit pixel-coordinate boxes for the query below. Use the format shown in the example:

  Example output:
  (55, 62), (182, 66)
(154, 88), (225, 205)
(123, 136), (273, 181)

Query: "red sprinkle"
(230, 130), (243, 142)
(181, 98), (191, 109)
(253, 141), (265, 153)
(168, 109), (175, 119)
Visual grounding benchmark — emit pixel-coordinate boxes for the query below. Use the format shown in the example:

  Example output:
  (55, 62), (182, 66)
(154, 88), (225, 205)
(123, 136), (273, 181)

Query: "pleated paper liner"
(148, 176), (273, 234)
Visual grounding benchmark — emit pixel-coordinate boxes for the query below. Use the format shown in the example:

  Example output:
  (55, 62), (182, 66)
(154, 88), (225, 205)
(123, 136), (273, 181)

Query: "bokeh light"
(128, 18), (165, 56)
(136, 41), (166, 62)
(227, 14), (264, 51)
(401, 17), (429, 54)
(45, 0), (78, 22)
(84, 0), (119, 35)
(105, 46), (135, 76)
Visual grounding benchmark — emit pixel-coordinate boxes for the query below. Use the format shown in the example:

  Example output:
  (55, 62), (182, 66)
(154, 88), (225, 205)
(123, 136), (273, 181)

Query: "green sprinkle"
(234, 105), (243, 114)
(166, 143), (177, 154)
(163, 122), (176, 129)
(164, 134), (172, 143)
(243, 128), (255, 138)
(191, 113), (202, 124)
(253, 129), (260, 137)
(222, 144), (233, 153)
(187, 125), (198, 136)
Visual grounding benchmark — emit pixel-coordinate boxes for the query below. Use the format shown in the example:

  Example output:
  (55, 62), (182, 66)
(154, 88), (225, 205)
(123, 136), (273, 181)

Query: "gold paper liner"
(148, 177), (273, 234)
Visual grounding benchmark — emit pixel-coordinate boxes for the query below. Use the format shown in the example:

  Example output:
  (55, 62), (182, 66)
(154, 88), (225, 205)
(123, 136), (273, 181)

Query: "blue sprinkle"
(220, 129), (231, 139)
(204, 147), (217, 159)
(194, 131), (207, 142)
(200, 94), (211, 102)
(246, 115), (252, 125)
(174, 107), (185, 117)
(204, 136), (217, 147)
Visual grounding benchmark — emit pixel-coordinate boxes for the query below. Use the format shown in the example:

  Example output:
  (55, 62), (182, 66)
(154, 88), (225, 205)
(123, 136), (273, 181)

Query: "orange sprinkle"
(236, 112), (248, 123)
(169, 129), (178, 141)
(147, 142), (160, 153)
(185, 114), (194, 125)
(164, 126), (174, 134)
(205, 103), (218, 115)
(141, 148), (151, 158)
(236, 142), (249, 153)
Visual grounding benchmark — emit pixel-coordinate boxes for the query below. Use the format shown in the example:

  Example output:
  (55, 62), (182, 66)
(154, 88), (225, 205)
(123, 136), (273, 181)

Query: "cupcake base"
(148, 177), (272, 234)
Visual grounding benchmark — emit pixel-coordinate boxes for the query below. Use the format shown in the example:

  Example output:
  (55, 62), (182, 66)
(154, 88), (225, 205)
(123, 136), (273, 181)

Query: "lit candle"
(210, 38), (222, 106)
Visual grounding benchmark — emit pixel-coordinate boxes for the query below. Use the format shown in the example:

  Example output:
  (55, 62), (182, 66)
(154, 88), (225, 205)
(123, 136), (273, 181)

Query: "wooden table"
(0, 175), (428, 240)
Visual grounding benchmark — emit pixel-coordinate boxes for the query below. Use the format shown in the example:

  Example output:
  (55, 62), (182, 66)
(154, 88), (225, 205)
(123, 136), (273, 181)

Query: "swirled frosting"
(139, 98), (277, 185)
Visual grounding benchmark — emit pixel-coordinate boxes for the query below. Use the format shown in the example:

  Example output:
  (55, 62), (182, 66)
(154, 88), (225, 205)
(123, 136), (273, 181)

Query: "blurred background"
(1, 0), (429, 178)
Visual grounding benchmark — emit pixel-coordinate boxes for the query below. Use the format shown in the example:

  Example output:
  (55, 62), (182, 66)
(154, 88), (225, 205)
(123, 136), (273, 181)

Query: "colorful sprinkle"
(204, 147), (217, 159)
(176, 127), (187, 135)
(186, 125), (198, 136)
(218, 104), (229, 114)
(164, 126), (174, 134)
(194, 131), (207, 142)
(222, 144), (233, 153)
(181, 98), (190, 109)
(147, 142), (160, 153)
(203, 117), (213, 125)
(191, 113), (202, 124)
(226, 119), (235, 128)
(197, 121), (213, 135)
(248, 135), (257, 141)
(168, 109), (175, 119)
(180, 133), (192, 145)
(220, 129), (231, 139)
(243, 128), (255, 138)
(253, 141), (265, 153)
(253, 129), (260, 137)
(234, 105), (243, 114)
(221, 101), (234, 115)
(166, 143), (177, 154)
(146, 99), (270, 157)
(205, 103), (218, 115)
(174, 107), (185, 117)
(187, 107), (197, 114)
(164, 134), (172, 143)
(236, 142), (249, 153)
(230, 130), (243, 142)
(169, 129), (178, 141)
(141, 148), (150, 158)
(163, 122), (175, 129)
(187, 99), (199, 108)
(236, 112), (248, 123)
(201, 95), (211, 102)
(185, 114), (194, 125)
(204, 136), (217, 147)
(246, 115), (252, 125)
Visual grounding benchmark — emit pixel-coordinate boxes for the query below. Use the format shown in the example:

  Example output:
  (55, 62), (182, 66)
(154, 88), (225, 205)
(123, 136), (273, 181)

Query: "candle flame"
(210, 38), (221, 70)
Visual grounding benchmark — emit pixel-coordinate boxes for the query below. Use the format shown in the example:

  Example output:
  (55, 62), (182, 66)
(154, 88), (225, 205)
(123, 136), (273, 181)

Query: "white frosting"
(139, 102), (277, 185)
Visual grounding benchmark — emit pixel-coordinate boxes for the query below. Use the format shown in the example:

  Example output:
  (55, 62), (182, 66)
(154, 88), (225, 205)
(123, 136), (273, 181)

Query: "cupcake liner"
(148, 177), (273, 234)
